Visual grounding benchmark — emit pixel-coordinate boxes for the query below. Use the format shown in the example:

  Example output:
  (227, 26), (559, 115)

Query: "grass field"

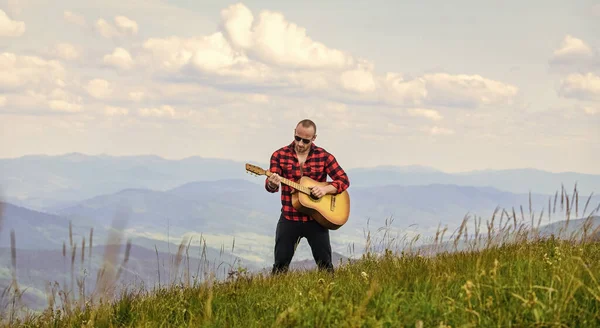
(1, 188), (600, 327)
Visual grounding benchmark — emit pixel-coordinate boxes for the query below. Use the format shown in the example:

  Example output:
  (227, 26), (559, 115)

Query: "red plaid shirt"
(265, 141), (350, 222)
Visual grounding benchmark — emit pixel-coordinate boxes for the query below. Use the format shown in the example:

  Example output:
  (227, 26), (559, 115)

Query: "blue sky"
(0, 0), (599, 173)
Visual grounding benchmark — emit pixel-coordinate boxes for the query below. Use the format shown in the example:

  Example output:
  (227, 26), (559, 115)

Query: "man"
(265, 119), (350, 275)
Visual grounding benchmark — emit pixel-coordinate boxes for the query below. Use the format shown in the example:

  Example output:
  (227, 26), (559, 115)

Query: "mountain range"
(2, 153), (599, 211)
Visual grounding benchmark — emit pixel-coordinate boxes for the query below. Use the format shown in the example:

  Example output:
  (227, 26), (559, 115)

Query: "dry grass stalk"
(582, 192), (594, 218)
(10, 230), (18, 294)
(171, 236), (190, 286)
(115, 239), (132, 283)
(155, 245), (161, 288)
(93, 208), (129, 304)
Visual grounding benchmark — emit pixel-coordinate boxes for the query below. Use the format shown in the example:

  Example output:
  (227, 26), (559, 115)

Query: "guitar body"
(291, 176), (350, 230)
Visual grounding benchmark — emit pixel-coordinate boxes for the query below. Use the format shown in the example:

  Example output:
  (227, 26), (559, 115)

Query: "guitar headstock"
(245, 163), (269, 177)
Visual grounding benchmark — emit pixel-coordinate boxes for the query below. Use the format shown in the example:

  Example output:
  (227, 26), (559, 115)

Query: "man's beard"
(295, 143), (308, 153)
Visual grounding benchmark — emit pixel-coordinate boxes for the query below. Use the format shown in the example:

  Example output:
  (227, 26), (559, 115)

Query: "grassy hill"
(2, 218), (600, 327)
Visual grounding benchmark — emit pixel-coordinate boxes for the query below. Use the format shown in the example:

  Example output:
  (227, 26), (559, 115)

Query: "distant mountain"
(1, 153), (598, 212)
(0, 202), (92, 249)
(347, 168), (600, 197)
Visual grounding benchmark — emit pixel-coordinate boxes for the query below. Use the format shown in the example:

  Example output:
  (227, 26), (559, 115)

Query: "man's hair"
(297, 119), (317, 135)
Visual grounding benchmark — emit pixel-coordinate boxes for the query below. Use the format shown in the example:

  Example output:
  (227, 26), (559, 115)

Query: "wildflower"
(462, 280), (474, 300)
(361, 271), (369, 281)
(485, 296), (493, 308)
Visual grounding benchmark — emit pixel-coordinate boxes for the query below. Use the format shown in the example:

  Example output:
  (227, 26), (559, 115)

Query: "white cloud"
(340, 65), (376, 93)
(583, 106), (598, 115)
(421, 73), (519, 107)
(549, 35), (598, 72)
(427, 126), (455, 135)
(114, 16), (138, 35)
(141, 33), (270, 79)
(0, 52), (65, 90)
(0, 9), (25, 37)
(48, 99), (82, 113)
(103, 47), (134, 70)
(138, 105), (177, 118)
(129, 91), (144, 102)
(248, 93), (269, 104)
(53, 43), (81, 61)
(220, 3), (354, 70)
(552, 35), (593, 60)
(85, 79), (113, 99)
(559, 73), (600, 101)
(95, 18), (120, 38)
(0, 95), (6, 107)
(63, 11), (86, 27)
(407, 108), (443, 121)
(95, 16), (139, 39)
(4, 87), (83, 113)
(105, 106), (129, 116)
(134, 3), (519, 110)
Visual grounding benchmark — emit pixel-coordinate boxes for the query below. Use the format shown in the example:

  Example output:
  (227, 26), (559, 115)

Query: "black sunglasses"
(294, 135), (312, 144)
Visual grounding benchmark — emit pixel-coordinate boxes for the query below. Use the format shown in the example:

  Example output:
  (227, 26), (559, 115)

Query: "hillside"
(2, 236), (599, 327)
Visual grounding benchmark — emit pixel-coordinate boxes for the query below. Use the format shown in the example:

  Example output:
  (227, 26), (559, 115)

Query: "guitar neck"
(267, 172), (311, 195)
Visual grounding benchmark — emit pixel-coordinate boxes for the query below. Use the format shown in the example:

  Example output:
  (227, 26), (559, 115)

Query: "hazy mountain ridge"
(2, 153), (598, 212)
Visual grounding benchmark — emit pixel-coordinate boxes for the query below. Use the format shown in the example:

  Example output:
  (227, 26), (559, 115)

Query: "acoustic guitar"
(245, 163), (350, 230)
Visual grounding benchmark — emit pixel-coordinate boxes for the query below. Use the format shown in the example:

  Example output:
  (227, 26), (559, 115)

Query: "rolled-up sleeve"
(265, 150), (281, 193)
(325, 153), (350, 193)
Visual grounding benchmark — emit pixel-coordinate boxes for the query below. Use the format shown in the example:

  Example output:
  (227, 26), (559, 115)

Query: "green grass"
(4, 237), (600, 327)
(2, 185), (600, 327)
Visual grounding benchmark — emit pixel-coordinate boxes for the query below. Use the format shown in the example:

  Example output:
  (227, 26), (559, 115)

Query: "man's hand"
(268, 173), (281, 189)
(311, 184), (337, 198)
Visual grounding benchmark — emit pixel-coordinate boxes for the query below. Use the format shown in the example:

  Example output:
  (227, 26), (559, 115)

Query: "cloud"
(0, 9), (25, 37)
(95, 15), (138, 39)
(419, 73), (519, 107)
(114, 16), (138, 35)
(137, 3), (518, 110)
(85, 79), (113, 99)
(549, 35), (598, 72)
(2, 88), (83, 113)
(140, 33), (270, 79)
(407, 108), (443, 121)
(427, 126), (455, 136)
(340, 65), (376, 93)
(52, 43), (82, 60)
(129, 91), (144, 102)
(103, 47), (134, 70)
(552, 35), (593, 60)
(0, 95), (6, 107)
(220, 3), (355, 70)
(0, 52), (66, 90)
(558, 73), (600, 101)
(105, 106), (129, 116)
(583, 106), (598, 115)
(63, 11), (86, 27)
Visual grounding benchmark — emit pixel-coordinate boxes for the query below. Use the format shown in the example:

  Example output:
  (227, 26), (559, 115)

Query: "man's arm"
(324, 153), (350, 194)
(265, 150), (281, 193)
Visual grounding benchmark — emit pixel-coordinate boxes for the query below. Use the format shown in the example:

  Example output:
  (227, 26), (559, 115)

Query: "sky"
(0, 0), (599, 174)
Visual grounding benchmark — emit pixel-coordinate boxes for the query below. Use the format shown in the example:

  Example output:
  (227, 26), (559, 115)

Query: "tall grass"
(0, 184), (599, 327)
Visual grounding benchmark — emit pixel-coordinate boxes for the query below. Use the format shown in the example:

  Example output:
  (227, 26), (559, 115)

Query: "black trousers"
(272, 213), (334, 274)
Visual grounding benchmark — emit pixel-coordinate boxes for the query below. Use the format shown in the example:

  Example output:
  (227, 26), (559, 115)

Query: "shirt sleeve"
(265, 150), (281, 193)
(325, 153), (350, 193)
